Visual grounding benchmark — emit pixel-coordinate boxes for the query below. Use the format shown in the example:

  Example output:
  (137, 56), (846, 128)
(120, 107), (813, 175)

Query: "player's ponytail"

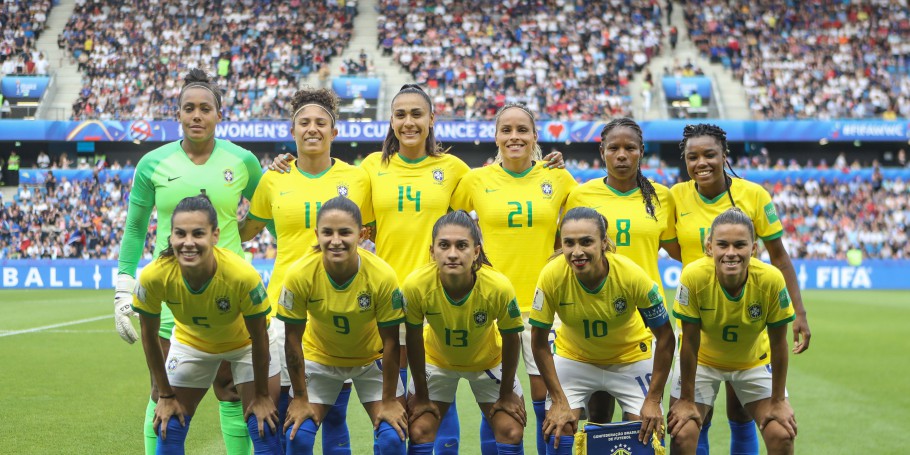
(159, 192), (218, 259)
(179, 68), (223, 111)
(679, 123), (740, 208)
(431, 210), (492, 272)
(381, 84), (446, 164)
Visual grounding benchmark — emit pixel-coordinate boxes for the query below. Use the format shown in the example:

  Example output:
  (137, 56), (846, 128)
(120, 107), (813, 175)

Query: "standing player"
(450, 103), (576, 455)
(278, 197), (407, 455)
(404, 211), (526, 455)
(670, 123), (810, 454)
(240, 87), (371, 452)
(565, 118), (679, 423)
(132, 194), (282, 454)
(112, 68), (263, 455)
(668, 208), (797, 454)
(530, 207), (674, 454)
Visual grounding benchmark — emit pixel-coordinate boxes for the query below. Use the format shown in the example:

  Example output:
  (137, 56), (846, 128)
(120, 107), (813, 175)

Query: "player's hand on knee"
(268, 153), (294, 173)
(406, 394), (439, 425)
(760, 399), (797, 438)
(284, 397), (317, 440)
(113, 274), (138, 344)
(153, 395), (186, 440)
(667, 398), (702, 437)
(244, 395), (279, 438)
(542, 401), (577, 448)
(376, 398), (409, 440)
(489, 392), (527, 427)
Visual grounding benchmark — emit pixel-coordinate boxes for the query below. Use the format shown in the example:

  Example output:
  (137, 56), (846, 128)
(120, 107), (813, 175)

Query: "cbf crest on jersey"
(216, 296), (231, 313)
(748, 302), (763, 320)
(223, 168), (235, 183)
(613, 296), (628, 315)
(337, 183), (349, 197)
(541, 180), (554, 199)
(473, 309), (489, 327)
(432, 168), (445, 185)
(357, 291), (372, 312)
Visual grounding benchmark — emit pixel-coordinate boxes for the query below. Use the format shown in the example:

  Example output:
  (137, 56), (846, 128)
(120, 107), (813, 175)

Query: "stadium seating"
(0, 0), (52, 75)
(376, 0), (664, 120)
(57, 0), (357, 121)
(683, 0), (910, 119)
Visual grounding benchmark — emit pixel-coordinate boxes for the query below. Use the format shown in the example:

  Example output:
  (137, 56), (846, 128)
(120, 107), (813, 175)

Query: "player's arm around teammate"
(530, 208), (674, 454)
(133, 194), (281, 454)
(404, 211), (526, 455)
(279, 197), (407, 455)
(668, 208), (796, 454)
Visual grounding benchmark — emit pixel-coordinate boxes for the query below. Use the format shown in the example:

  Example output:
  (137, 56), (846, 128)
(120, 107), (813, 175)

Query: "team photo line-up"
(115, 70), (809, 455)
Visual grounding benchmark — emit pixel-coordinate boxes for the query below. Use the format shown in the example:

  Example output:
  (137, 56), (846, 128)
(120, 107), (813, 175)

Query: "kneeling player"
(404, 211), (526, 455)
(279, 197), (407, 455)
(530, 207), (674, 454)
(133, 194), (282, 454)
(668, 208), (797, 454)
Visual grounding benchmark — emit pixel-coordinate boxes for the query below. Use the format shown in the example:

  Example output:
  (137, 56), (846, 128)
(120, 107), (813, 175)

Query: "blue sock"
(156, 415), (192, 455)
(496, 442), (525, 454)
(406, 442), (433, 455)
(247, 414), (282, 454)
(544, 435), (573, 455)
(434, 402), (460, 454)
(479, 414), (496, 455)
(322, 387), (352, 454)
(286, 419), (318, 455)
(696, 421), (711, 455)
(729, 420), (759, 455)
(399, 368), (408, 396)
(374, 421), (406, 455)
(533, 400), (547, 455)
(278, 390), (290, 450)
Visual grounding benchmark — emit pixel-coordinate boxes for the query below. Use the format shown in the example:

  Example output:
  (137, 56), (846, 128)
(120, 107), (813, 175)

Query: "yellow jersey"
(132, 247), (271, 353)
(360, 152), (470, 282)
(530, 254), (664, 365)
(566, 178), (676, 302)
(450, 162), (577, 312)
(248, 158), (373, 312)
(402, 263), (524, 371)
(276, 248), (405, 367)
(671, 178), (783, 266)
(673, 257), (795, 370)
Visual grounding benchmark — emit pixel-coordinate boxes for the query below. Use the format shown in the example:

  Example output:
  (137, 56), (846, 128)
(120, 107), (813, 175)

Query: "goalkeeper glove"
(114, 273), (139, 344)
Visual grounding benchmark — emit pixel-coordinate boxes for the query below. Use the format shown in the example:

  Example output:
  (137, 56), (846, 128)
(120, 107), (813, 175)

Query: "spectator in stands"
(36, 150), (50, 169)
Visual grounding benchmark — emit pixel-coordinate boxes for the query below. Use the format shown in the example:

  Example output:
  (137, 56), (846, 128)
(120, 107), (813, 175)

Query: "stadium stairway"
(300, 0), (413, 119)
(631, 0), (751, 120)
(34, 0), (81, 121)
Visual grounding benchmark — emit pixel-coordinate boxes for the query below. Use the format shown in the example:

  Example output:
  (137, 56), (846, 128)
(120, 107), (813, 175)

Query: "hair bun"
(184, 68), (211, 86)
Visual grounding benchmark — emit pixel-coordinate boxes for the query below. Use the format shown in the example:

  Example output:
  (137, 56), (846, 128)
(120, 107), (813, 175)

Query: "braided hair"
(600, 118), (660, 219)
(381, 84), (445, 164)
(678, 123), (741, 208)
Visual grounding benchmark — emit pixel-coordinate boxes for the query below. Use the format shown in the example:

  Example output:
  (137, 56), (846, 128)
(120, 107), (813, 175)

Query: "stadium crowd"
(683, 0), (910, 120)
(0, 0), (52, 76)
(2, 165), (908, 261)
(58, 0), (357, 121)
(377, 0), (665, 120)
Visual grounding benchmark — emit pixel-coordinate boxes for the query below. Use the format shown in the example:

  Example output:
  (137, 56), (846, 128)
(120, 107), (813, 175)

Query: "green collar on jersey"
(500, 162), (535, 178)
(397, 152), (429, 164)
(297, 158), (334, 179)
(604, 180), (641, 197)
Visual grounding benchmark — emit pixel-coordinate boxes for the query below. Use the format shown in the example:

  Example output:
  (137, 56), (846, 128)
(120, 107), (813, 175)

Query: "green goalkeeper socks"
(144, 397), (157, 455)
(219, 400), (252, 455)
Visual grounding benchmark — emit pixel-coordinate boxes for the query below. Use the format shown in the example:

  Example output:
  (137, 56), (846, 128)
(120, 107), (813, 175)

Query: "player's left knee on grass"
(760, 420), (794, 454)
(246, 415), (282, 454)
(374, 421), (405, 454)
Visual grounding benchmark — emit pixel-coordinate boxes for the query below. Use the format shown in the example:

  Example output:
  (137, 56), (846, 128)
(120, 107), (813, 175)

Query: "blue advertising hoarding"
(3, 119), (910, 143)
(1, 259), (904, 290)
(1, 76), (50, 100)
(332, 77), (382, 100)
(662, 76), (713, 101)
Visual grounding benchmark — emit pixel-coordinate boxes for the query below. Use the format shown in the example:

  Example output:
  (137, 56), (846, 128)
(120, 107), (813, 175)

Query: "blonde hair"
(493, 103), (542, 163)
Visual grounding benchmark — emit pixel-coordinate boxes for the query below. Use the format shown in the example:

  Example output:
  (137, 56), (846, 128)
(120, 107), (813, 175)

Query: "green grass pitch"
(1, 289), (907, 453)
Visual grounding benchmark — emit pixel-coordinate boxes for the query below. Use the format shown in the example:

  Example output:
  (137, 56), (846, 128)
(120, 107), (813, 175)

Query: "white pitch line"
(0, 315), (110, 337)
